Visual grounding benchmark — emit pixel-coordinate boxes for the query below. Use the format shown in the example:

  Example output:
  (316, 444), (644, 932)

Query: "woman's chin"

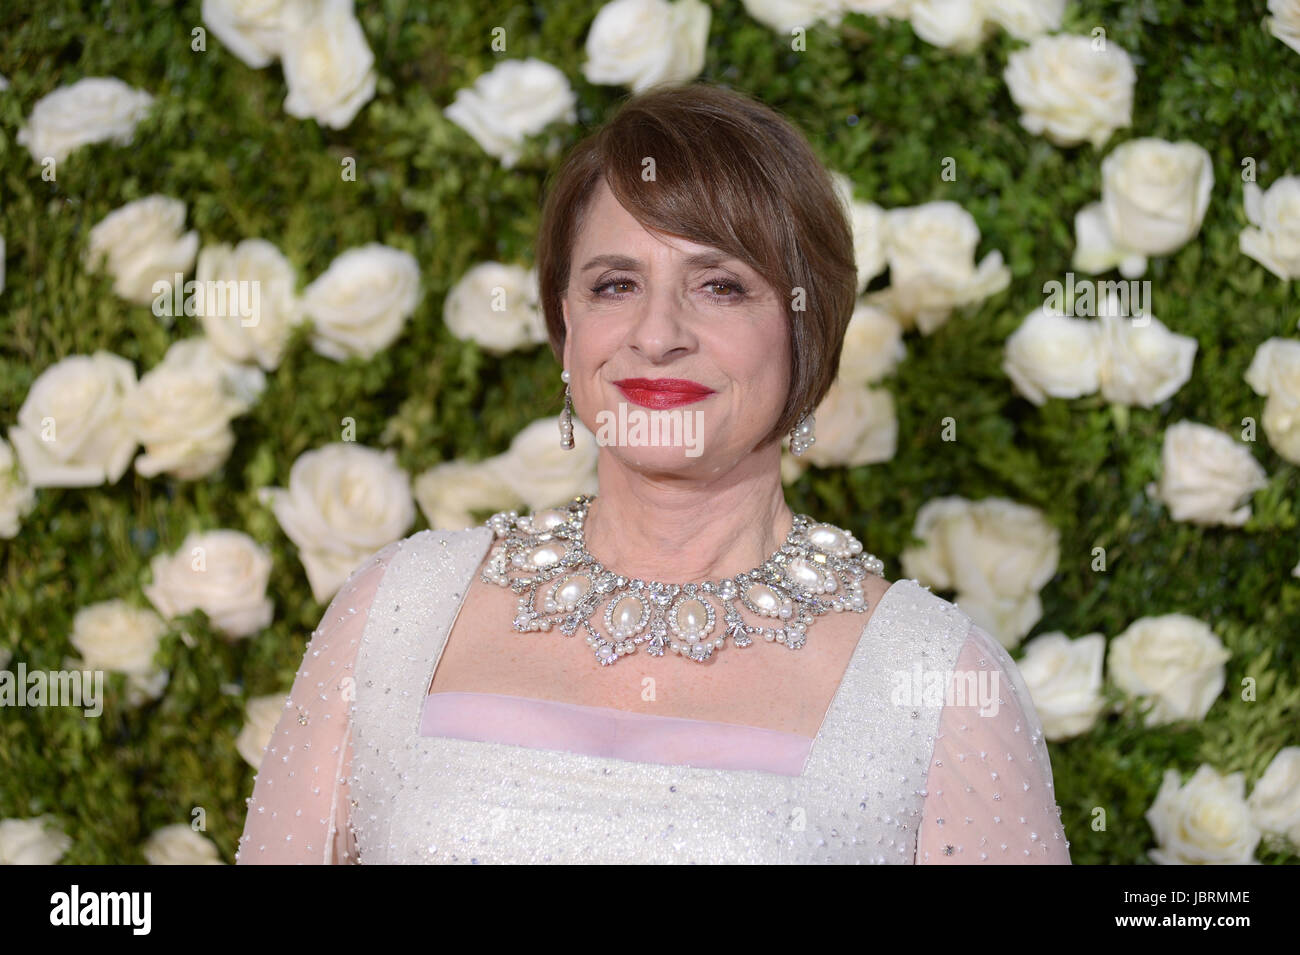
(601, 443), (714, 475)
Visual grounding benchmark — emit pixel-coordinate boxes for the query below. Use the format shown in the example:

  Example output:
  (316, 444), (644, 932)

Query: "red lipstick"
(613, 378), (716, 409)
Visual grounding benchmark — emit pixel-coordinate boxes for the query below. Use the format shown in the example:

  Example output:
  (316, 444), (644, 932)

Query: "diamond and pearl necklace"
(481, 494), (886, 666)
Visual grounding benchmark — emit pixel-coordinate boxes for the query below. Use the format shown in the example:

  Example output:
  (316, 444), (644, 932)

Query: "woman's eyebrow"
(579, 251), (735, 272)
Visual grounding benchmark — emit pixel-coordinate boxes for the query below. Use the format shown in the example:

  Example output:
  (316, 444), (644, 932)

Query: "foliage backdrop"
(1, 0), (1297, 864)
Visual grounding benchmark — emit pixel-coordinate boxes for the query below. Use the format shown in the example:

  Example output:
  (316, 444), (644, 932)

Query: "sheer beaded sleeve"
(236, 539), (404, 865)
(915, 621), (1071, 864)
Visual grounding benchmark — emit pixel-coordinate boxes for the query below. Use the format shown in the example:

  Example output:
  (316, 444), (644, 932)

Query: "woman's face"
(561, 179), (791, 478)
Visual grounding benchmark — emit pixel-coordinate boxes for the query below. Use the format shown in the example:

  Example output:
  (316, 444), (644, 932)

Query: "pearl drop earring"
(559, 369), (574, 450)
(790, 409), (816, 456)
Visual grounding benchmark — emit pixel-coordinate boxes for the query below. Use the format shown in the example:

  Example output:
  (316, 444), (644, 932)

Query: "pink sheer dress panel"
(418, 691), (814, 775)
(236, 539), (404, 865)
(915, 621), (1072, 864)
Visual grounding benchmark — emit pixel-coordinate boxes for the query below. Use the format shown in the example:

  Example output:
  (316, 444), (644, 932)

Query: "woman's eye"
(590, 279), (635, 297)
(705, 281), (746, 300)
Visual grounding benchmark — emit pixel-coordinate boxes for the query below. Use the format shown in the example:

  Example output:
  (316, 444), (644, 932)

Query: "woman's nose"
(626, 284), (694, 361)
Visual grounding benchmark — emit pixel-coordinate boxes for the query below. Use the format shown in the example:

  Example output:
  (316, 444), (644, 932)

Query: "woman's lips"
(613, 378), (716, 409)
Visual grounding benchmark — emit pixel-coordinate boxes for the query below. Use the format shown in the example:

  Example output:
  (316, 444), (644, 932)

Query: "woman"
(237, 82), (1070, 864)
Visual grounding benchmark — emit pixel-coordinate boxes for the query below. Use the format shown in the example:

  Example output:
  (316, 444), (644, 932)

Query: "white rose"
(443, 58), (577, 169)
(849, 202), (888, 293)
(143, 530), (275, 639)
(201, 0), (292, 68)
(1245, 337), (1300, 465)
(0, 816), (73, 864)
(1004, 34), (1136, 150)
(488, 416), (598, 512)
(16, 77), (154, 164)
(84, 195), (199, 306)
(141, 824), (225, 864)
(1155, 421), (1268, 527)
(865, 201), (1010, 333)
(1267, 0), (1300, 54)
(960, 593), (1046, 653)
(1108, 613), (1230, 726)
(302, 243), (421, 361)
(0, 438), (38, 538)
(1073, 138), (1214, 279)
(1247, 746), (1300, 846)
(838, 303), (905, 387)
(898, 497), (964, 590)
(124, 338), (266, 480)
(907, 0), (995, 52)
(900, 496), (1060, 649)
(740, 0), (844, 32)
(583, 0), (710, 93)
(1017, 632), (1107, 741)
(1095, 295), (1198, 407)
(1101, 138), (1215, 254)
(984, 0), (1065, 41)
(801, 382), (896, 468)
(1239, 175), (1300, 281)
(1073, 202), (1147, 279)
(236, 693), (288, 769)
(414, 458), (525, 531)
(1146, 765), (1261, 865)
(1003, 306), (1102, 405)
(442, 262), (546, 355)
(7, 351), (139, 488)
(280, 0), (376, 129)
(831, 172), (888, 293)
(259, 442), (415, 603)
(68, 599), (170, 704)
(195, 238), (303, 371)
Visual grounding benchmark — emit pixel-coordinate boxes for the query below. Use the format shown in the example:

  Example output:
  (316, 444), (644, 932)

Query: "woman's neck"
(579, 467), (794, 583)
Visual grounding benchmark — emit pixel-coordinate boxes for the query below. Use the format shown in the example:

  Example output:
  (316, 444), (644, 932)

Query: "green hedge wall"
(1, 0), (1297, 864)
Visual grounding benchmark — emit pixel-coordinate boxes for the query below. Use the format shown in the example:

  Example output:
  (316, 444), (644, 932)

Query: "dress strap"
(351, 527), (495, 771)
(800, 578), (974, 851)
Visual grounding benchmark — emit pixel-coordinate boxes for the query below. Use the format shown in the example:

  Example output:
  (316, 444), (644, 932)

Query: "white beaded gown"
(237, 525), (1071, 864)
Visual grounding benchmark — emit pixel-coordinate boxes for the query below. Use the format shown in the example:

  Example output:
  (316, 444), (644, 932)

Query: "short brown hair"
(536, 81), (858, 449)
